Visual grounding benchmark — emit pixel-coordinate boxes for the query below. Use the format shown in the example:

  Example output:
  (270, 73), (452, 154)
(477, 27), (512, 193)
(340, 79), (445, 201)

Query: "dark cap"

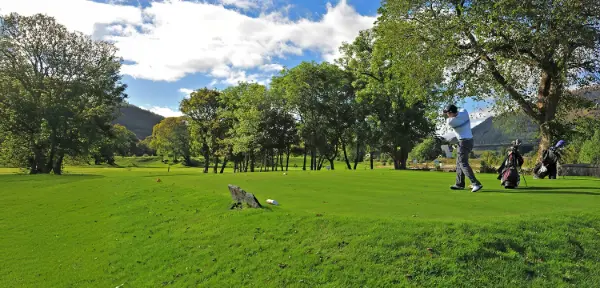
(443, 104), (458, 114)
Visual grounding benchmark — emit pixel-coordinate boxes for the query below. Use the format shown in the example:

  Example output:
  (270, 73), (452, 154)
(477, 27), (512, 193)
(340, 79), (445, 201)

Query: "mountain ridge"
(113, 104), (164, 140)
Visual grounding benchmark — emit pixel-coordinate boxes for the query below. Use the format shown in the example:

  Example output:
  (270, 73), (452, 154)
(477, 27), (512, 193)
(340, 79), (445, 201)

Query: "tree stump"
(228, 185), (262, 209)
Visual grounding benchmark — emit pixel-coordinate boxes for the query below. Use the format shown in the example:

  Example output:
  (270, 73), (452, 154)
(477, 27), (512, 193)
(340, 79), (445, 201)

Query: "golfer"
(444, 104), (483, 192)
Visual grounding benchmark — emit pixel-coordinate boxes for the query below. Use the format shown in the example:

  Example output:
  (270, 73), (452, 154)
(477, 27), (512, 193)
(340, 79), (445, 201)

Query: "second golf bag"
(533, 140), (565, 179)
(497, 140), (524, 189)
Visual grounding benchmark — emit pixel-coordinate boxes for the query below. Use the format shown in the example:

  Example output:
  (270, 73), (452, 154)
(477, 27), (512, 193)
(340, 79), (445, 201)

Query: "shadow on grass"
(0, 173), (105, 182)
(556, 178), (600, 182)
(482, 186), (600, 196)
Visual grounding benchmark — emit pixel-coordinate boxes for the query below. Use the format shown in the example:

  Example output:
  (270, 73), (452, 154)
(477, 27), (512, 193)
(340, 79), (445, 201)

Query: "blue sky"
(0, 0), (488, 127)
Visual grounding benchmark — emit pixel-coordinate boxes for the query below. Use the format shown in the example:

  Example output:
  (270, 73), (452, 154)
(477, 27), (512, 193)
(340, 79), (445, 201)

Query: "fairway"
(2, 168), (600, 287)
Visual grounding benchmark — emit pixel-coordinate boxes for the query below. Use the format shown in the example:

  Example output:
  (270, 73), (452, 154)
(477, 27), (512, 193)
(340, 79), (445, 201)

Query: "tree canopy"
(377, 0), (600, 154)
(0, 13), (127, 174)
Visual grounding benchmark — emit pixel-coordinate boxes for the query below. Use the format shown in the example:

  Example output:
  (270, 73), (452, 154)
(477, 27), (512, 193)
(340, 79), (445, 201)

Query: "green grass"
(1, 165), (600, 287)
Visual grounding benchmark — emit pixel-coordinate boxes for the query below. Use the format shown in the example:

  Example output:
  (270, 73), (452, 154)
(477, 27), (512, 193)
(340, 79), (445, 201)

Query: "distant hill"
(450, 113), (538, 145)
(113, 104), (164, 140)
(451, 85), (600, 145)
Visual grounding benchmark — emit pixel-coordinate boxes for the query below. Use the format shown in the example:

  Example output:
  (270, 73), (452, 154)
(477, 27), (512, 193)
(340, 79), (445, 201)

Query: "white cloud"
(0, 0), (142, 35)
(469, 108), (495, 125)
(259, 63), (284, 72)
(142, 106), (183, 118)
(0, 0), (375, 83)
(219, 0), (259, 10)
(178, 88), (194, 97)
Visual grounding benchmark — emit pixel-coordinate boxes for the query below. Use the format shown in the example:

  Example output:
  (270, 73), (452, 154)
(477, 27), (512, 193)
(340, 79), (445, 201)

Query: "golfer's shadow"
(482, 186), (600, 196)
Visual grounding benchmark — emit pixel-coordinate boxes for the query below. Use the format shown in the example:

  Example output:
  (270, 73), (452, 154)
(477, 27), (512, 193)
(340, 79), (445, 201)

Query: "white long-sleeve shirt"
(447, 109), (473, 140)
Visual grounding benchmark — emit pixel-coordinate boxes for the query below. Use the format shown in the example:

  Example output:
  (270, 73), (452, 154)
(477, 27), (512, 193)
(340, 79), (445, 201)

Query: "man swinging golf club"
(444, 104), (483, 192)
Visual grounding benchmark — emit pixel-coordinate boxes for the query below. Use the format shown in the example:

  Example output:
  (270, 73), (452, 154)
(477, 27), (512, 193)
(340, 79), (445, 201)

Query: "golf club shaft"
(520, 170), (528, 187)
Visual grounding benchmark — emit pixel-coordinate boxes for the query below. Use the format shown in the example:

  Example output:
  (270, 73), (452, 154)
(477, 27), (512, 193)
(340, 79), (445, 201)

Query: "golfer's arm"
(447, 116), (467, 128)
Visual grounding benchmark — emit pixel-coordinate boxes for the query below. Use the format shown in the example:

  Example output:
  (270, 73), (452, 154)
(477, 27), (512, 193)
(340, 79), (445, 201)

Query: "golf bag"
(533, 140), (565, 179)
(497, 142), (524, 189)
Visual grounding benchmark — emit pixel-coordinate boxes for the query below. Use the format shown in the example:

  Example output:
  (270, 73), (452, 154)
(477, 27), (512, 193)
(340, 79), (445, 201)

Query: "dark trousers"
(548, 164), (557, 179)
(455, 139), (480, 187)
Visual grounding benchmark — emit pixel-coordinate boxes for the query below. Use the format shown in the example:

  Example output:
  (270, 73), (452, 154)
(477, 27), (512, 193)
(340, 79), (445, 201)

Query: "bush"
(560, 143), (581, 164)
(410, 138), (444, 162)
(578, 130), (600, 164)
(480, 161), (497, 173)
(480, 151), (501, 167)
(379, 153), (390, 165)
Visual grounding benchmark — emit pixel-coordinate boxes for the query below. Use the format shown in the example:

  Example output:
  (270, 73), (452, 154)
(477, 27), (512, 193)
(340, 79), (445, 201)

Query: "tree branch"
(360, 71), (383, 82)
(462, 30), (540, 119)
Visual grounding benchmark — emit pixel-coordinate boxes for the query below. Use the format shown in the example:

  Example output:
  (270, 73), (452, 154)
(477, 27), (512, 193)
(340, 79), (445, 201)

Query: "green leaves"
(377, 0), (600, 152)
(0, 13), (126, 173)
(578, 129), (600, 165)
(150, 117), (191, 165)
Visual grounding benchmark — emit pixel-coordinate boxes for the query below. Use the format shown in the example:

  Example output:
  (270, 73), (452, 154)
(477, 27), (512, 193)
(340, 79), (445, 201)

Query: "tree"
(338, 28), (436, 169)
(378, 0), (600, 156)
(410, 137), (444, 163)
(112, 124), (138, 156)
(90, 124), (138, 165)
(180, 88), (227, 173)
(150, 117), (191, 166)
(272, 62), (354, 170)
(257, 107), (299, 171)
(220, 83), (269, 172)
(0, 13), (126, 174)
(578, 130), (600, 164)
(135, 136), (156, 156)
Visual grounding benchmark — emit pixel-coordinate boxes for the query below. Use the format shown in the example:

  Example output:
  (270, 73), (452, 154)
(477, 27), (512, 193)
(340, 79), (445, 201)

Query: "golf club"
(520, 169), (528, 187)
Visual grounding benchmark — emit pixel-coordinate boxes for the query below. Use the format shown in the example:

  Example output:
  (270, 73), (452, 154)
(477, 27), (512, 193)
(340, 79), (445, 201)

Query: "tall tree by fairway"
(377, 0), (600, 154)
(338, 29), (436, 169)
(150, 117), (192, 166)
(271, 62), (355, 170)
(180, 88), (228, 173)
(220, 83), (268, 172)
(0, 13), (127, 174)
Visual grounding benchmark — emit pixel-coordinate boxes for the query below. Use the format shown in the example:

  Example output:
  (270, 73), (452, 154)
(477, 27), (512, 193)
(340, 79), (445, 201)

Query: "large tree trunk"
(391, 148), (400, 170)
(203, 152), (210, 173)
(249, 152), (254, 172)
(93, 155), (102, 166)
(45, 144), (56, 173)
(261, 152), (267, 172)
(286, 148), (291, 171)
(370, 151), (374, 170)
(213, 156), (219, 174)
(30, 147), (49, 174)
(280, 150), (284, 171)
(353, 143), (360, 170)
(52, 153), (64, 175)
(329, 158), (335, 170)
(183, 155), (192, 167)
(302, 146), (307, 171)
(272, 149), (277, 171)
(310, 148), (315, 171)
(342, 142), (352, 170)
(535, 71), (556, 159)
(399, 148), (409, 170)
(318, 156), (325, 170)
(220, 157), (228, 174)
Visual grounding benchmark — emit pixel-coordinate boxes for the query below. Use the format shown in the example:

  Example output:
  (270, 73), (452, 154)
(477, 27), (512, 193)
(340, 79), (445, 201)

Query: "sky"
(0, 0), (492, 134)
